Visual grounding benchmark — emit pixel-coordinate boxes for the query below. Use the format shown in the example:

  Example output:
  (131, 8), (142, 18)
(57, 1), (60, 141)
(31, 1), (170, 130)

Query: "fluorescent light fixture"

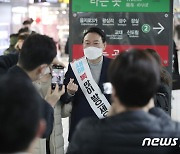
(46, 0), (58, 2)
(42, 2), (50, 6)
(12, 7), (28, 13)
(0, 0), (10, 2)
(29, 0), (34, 4)
(61, 3), (67, 9)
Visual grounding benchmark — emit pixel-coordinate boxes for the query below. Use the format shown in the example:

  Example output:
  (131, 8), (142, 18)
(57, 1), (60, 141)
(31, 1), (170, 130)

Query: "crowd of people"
(0, 20), (180, 154)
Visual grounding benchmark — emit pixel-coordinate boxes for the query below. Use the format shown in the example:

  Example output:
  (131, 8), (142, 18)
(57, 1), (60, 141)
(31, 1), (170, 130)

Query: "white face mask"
(83, 46), (103, 60)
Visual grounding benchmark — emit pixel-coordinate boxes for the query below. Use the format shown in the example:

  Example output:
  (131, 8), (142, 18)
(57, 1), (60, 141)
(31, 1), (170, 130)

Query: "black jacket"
(154, 83), (171, 115)
(0, 53), (18, 74)
(60, 56), (111, 141)
(7, 65), (54, 138)
(67, 108), (180, 154)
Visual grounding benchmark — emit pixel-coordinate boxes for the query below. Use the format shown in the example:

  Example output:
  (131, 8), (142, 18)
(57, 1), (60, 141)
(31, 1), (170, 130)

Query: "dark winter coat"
(67, 108), (180, 154)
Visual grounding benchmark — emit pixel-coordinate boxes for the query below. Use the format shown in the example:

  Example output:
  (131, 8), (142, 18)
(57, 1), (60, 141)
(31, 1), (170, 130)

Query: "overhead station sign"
(70, 0), (173, 69)
(72, 0), (169, 12)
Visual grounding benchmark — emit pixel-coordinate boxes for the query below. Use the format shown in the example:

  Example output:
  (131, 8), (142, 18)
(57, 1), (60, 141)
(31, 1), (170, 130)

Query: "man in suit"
(61, 27), (111, 141)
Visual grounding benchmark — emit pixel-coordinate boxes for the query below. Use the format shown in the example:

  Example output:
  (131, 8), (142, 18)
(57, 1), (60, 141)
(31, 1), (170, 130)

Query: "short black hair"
(109, 49), (160, 107)
(83, 27), (106, 43)
(10, 33), (18, 38)
(0, 75), (42, 153)
(23, 19), (33, 25)
(18, 27), (30, 35)
(19, 34), (57, 71)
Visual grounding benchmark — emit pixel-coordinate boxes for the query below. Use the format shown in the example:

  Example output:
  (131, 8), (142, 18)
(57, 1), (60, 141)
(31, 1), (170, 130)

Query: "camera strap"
(70, 57), (111, 119)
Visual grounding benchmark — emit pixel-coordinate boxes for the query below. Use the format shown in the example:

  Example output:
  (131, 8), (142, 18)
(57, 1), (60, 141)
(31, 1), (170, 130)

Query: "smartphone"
(51, 65), (64, 90)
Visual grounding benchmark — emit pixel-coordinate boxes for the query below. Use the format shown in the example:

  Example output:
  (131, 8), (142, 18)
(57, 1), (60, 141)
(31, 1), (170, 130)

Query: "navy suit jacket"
(61, 56), (111, 141)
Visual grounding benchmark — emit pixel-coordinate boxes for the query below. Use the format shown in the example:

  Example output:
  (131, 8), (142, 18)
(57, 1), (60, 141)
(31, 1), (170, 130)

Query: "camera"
(51, 64), (64, 90)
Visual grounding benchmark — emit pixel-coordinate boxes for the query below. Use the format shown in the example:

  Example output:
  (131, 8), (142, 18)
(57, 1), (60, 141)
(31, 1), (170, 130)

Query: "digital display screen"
(52, 68), (64, 85)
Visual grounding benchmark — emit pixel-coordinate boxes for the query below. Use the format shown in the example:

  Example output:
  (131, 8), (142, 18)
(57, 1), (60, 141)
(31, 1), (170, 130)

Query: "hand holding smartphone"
(51, 64), (64, 90)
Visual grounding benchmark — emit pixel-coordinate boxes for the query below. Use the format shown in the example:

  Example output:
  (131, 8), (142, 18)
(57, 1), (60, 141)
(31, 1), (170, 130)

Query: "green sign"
(72, 0), (170, 12)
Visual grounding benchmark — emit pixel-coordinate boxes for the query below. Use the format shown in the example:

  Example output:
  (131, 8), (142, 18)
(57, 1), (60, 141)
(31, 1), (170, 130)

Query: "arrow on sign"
(153, 23), (164, 34)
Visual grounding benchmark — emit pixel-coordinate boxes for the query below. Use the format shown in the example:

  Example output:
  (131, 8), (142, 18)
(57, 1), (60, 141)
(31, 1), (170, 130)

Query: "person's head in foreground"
(0, 75), (45, 153)
(109, 48), (160, 113)
(18, 34), (57, 81)
(67, 49), (180, 154)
